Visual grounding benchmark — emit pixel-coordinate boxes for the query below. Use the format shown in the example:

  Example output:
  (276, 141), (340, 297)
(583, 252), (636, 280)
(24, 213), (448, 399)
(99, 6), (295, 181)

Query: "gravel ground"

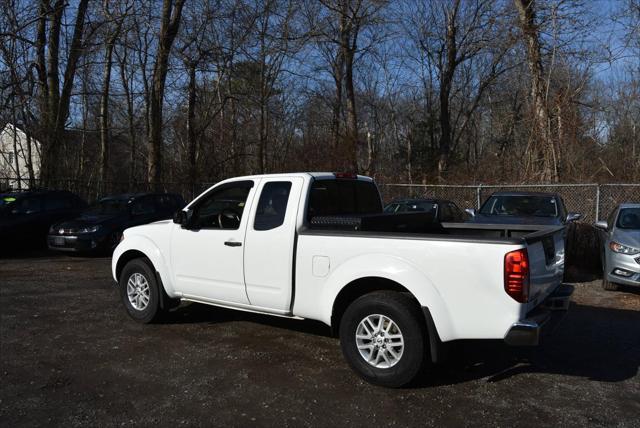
(1, 253), (639, 427)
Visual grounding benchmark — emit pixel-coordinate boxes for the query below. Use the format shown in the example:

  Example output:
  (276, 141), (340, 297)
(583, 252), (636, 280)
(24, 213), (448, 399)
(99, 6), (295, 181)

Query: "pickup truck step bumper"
(504, 283), (574, 346)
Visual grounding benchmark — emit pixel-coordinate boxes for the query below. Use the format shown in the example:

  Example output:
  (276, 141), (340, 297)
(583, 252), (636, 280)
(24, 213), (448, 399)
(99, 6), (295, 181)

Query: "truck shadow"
(418, 302), (640, 387)
(165, 302), (334, 337)
(166, 301), (639, 386)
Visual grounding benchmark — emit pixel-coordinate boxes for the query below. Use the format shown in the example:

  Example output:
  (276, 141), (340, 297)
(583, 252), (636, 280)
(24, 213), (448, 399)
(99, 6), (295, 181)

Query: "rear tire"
(119, 258), (166, 323)
(339, 291), (427, 388)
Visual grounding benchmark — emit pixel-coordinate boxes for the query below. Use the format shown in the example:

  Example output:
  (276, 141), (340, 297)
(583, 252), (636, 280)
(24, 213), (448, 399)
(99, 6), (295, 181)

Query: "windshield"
(384, 201), (438, 214)
(617, 208), (640, 229)
(83, 199), (129, 215)
(480, 195), (558, 217)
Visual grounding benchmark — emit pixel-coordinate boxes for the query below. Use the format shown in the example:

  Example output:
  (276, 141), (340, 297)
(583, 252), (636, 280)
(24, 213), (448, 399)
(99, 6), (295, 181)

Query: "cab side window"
(191, 182), (253, 230)
(254, 182), (292, 231)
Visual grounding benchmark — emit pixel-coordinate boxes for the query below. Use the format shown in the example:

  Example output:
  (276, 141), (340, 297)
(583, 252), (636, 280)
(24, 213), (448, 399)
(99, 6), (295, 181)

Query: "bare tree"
(147, 0), (186, 188)
(314, 0), (385, 172)
(35, 0), (91, 183)
(99, 1), (128, 188)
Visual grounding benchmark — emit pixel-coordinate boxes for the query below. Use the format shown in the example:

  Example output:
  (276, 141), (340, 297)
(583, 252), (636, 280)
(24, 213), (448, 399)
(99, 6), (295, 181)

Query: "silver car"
(595, 203), (640, 290)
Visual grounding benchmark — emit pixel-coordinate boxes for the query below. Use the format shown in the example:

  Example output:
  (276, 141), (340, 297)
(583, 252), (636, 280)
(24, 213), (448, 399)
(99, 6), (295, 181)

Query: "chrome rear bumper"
(504, 283), (574, 346)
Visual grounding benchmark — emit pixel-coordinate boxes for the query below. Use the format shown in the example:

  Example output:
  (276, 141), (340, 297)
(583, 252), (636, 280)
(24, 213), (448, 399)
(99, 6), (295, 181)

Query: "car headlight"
(78, 225), (101, 234)
(609, 241), (640, 255)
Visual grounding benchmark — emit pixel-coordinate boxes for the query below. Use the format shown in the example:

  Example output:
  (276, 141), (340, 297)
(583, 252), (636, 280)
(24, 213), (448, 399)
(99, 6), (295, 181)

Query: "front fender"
(319, 253), (456, 341)
(111, 234), (176, 297)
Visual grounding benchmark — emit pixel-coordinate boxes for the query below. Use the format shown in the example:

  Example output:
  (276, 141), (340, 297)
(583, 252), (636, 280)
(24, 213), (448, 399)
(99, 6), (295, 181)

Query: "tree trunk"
(437, 1), (459, 181)
(186, 62), (197, 190)
(514, 0), (558, 182)
(341, 2), (359, 172)
(331, 55), (344, 170)
(117, 48), (138, 187)
(344, 50), (359, 172)
(37, 0), (90, 184)
(258, 70), (267, 174)
(147, 0), (186, 189)
(99, 35), (117, 191)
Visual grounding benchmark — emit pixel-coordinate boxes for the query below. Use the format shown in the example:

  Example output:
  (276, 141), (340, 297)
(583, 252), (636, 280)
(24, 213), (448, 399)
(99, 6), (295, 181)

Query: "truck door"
(170, 180), (256, 304)
(244, 177), (303, 312)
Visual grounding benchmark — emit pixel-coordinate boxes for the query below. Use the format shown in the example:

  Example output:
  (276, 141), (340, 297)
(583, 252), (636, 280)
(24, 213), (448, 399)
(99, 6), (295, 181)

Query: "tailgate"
(523, 226), (566, 311)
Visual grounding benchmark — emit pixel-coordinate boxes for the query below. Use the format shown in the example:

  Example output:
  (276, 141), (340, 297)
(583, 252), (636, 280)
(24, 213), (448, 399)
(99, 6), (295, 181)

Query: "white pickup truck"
(112, 172), (573, 387)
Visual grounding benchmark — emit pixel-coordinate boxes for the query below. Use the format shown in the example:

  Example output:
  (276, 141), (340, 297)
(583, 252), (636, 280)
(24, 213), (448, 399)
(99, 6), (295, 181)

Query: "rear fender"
(320, 254), (455, 341)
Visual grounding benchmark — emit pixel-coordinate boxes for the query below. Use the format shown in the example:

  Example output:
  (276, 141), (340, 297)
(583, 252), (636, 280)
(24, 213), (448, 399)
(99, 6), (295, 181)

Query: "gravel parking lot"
(1, 253), (639, 427)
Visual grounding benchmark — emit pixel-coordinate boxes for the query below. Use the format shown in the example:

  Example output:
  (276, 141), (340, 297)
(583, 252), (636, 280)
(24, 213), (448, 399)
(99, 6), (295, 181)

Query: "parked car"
(467, 191), (582, 225)
(112, 172), (572, 387)
(384, 198), (468, 222)
(0, 190), (87, 252)
(48, 192), (184, 254)
(595, 203), (640, 290)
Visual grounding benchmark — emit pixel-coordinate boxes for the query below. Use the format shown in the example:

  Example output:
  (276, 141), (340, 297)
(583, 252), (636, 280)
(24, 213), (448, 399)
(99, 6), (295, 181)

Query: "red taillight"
(334, 172), (357, 179)
(504, 249), (529, 303)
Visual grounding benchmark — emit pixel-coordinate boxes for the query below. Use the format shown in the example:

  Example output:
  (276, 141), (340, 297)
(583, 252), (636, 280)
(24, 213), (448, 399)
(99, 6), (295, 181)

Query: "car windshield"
(384, 201), (438, 214)
(83, 199), (128, 215)
(617, 208), (640, 229)
(480, 195), (558, 217)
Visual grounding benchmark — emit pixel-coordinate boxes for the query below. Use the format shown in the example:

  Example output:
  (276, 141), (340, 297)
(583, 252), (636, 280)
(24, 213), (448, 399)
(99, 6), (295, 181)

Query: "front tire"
(602, 278), (619, 291)
(339, 291), (427, 387)
(119, 258), (165, 323)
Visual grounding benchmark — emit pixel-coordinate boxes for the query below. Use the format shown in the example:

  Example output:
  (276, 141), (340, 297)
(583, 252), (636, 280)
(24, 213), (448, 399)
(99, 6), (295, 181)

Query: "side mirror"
(173, 210), (188, 227)
(566, 212), (582, 222)
(594, 220), (608, 230)
(465, 208), (476, 217)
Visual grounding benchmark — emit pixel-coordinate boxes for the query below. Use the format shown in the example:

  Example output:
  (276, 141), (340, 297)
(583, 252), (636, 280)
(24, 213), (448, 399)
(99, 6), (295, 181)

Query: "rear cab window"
(307, 178), (382, 222)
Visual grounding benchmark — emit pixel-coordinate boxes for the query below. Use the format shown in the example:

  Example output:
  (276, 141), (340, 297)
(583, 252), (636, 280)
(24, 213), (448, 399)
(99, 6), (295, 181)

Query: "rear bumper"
(504, 283), (574, 346)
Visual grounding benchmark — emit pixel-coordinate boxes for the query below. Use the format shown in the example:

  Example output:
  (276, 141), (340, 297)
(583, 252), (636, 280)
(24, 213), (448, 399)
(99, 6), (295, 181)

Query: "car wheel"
(119, 258), (165, 323)
(339, 291), (427, 388)
(602, 278), (619, 291)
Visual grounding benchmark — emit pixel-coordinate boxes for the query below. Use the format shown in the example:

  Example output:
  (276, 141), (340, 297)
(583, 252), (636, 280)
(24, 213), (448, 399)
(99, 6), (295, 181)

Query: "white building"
(0, 123), (41, 190)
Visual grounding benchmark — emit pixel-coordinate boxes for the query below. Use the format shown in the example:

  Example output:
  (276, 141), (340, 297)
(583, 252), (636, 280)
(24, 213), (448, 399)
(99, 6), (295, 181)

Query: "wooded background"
(1, 0), (639, 191)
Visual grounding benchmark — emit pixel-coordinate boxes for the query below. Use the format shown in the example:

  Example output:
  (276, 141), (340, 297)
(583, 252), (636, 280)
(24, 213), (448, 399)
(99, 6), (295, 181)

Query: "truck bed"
(306, 212), (563, 244)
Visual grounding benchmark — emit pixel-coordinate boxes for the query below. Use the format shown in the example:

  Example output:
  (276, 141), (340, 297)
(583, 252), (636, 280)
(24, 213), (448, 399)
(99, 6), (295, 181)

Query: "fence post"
(476, 184), (482, 209)
(595, 184), (600, 221)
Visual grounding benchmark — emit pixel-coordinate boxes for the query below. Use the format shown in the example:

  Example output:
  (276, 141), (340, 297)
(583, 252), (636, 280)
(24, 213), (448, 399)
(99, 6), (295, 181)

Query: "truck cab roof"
(216, 172), (374, 182)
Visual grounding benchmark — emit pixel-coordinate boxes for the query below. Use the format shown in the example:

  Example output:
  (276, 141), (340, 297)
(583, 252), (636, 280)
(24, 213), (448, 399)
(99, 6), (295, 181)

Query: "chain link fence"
(2, 175), (638, 222)
(0, 176), (210, 204)
(380, 183), (640, 222)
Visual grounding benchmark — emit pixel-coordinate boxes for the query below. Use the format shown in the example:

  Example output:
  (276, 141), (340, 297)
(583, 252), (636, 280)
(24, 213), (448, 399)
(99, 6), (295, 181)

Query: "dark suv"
(48, 192), (185, 254)
(0, 190), (87, 252)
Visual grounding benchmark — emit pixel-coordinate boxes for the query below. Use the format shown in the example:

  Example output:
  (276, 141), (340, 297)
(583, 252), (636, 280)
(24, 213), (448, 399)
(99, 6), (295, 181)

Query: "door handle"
(224, 241), (242, 247)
